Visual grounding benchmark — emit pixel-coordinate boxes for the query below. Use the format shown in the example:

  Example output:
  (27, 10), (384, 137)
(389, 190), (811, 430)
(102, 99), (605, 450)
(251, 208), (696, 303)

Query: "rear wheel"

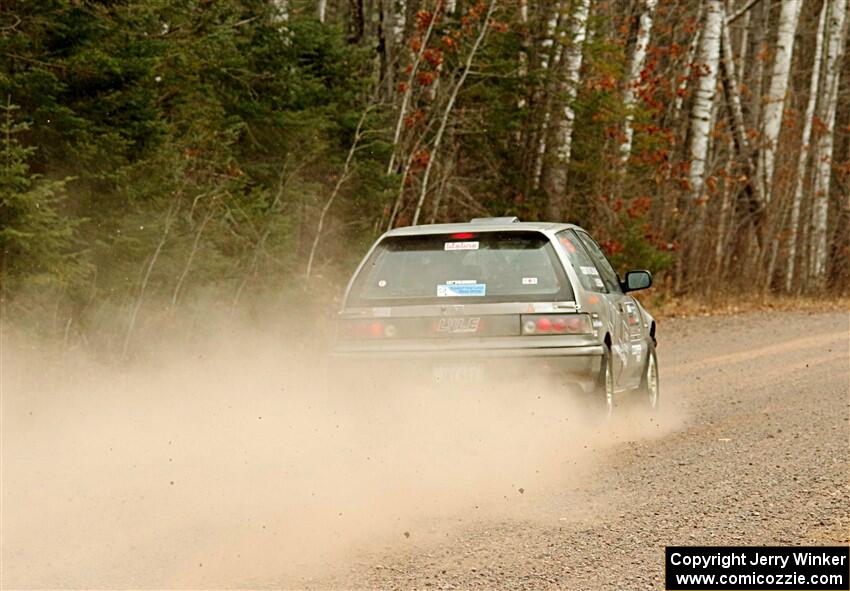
(638, 343), (659, 410)
(593, 347), (615, 418)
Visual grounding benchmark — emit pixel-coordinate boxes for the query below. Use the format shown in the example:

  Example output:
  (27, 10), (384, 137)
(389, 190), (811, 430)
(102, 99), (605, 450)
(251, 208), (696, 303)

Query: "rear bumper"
(330, 344), (604, 390)
(332, 343), (604, 360)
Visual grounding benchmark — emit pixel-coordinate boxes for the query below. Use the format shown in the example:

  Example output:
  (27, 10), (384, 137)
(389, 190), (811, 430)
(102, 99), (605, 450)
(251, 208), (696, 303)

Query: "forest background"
(2, 0), (848, 354)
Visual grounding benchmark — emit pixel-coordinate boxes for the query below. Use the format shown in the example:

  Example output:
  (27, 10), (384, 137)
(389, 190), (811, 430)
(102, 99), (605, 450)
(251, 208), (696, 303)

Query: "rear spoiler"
(469, 216), (520, 224)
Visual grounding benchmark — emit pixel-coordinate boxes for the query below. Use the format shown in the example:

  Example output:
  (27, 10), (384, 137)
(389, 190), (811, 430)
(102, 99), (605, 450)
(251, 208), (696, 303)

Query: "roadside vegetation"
(2, 0), (848, 353)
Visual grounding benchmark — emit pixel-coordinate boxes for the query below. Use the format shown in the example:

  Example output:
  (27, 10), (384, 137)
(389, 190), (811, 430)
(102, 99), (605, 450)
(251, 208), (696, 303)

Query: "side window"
(556, 230), (607, 292)
(576, 231), (623, 294)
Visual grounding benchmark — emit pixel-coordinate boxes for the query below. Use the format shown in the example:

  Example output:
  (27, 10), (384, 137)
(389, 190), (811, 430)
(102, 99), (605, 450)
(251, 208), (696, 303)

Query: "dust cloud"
(1, 314), (679, 589)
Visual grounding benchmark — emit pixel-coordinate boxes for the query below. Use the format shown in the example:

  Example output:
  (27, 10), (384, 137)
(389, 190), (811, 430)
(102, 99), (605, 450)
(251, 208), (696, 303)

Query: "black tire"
(637, 342), (659, 411)
(593, 346), (615, 418)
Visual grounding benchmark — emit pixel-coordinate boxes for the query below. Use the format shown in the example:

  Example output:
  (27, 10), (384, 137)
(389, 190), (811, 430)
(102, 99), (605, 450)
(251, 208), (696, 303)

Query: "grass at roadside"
(645, 292), (850, 319)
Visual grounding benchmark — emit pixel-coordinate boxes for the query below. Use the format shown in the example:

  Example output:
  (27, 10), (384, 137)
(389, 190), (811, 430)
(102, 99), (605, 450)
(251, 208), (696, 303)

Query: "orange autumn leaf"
(417, 71), (436, 86)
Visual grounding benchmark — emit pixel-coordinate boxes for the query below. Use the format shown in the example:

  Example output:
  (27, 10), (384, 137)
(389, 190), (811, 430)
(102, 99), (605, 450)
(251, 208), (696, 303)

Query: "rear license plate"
(431, 363), (484, 384)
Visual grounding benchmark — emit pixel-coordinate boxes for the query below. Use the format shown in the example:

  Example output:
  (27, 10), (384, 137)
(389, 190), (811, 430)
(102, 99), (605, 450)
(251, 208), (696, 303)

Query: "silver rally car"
(335, 217), (658, 413)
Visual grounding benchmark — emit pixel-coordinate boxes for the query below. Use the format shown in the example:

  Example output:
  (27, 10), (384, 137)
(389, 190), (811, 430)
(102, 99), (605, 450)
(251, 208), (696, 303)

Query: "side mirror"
(623, 270), (652, 292)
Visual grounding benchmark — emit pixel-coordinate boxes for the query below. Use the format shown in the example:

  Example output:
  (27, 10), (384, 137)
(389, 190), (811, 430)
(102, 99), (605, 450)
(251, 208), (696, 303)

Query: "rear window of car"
(347, 231), (574, 306)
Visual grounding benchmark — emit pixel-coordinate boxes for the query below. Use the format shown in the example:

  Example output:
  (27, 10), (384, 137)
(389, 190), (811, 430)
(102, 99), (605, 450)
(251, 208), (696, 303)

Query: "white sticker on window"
(594, 277), (605, 288)
(444, 241), (479, 251)
(522, 277), (538, 285)
(581, 266), (600, 276)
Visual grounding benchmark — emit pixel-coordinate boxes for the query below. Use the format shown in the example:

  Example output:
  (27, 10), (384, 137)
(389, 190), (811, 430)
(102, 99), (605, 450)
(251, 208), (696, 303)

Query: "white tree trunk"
(531, 1), (564, 189)
(619, 0), (658, 164)
(811, 0), (849, 283)
(672, 1), (702, 120)
(760, 0), (801, 202)
(687, 0), (724, 202)
(518, 0), (530, 108)
(720, 18), (748, 156)
(393, 0), (406, 45)
(747, 0), (769, 139)
(540, 1), (562, 72)
(720, 15), (764, 212)
(736, 9), (750, 78)
(318, 0), (327, 22)
(553, 0), (591, 170)
(785, 0), (827, 292)
(544, 0), (592, 220)
(271, 0), (289, 24)
(715, 141), (733, 272)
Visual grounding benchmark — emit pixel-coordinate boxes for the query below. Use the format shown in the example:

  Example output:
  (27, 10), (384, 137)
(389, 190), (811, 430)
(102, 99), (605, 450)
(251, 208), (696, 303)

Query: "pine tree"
(0, 102), (79, 292)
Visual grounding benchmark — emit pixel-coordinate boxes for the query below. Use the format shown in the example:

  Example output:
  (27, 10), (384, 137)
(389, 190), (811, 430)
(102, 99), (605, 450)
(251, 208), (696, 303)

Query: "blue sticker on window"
(437, 283), (486, 297)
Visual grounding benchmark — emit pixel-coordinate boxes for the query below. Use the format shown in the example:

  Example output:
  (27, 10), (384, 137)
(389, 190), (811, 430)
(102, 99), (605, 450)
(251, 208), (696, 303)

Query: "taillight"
(521, 314), (591, 335)
(341, 319), (398, 339)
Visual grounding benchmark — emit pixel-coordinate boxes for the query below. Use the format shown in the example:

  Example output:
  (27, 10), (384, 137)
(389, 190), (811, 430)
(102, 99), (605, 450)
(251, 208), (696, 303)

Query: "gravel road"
(3, 310), (848, 589)
(309, 310), (850, 590)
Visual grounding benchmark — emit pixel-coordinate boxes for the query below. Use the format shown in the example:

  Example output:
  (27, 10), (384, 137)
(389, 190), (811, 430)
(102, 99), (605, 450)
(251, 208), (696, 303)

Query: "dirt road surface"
(2, 310), (848, 589)
(309, 310), (849, 590)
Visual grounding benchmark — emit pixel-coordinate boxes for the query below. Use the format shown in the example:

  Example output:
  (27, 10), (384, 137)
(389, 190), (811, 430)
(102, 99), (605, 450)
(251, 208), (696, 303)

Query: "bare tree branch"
(411, 0), (499, 226)
(727, 0), (761, 24)
(305, 106), (373, 279)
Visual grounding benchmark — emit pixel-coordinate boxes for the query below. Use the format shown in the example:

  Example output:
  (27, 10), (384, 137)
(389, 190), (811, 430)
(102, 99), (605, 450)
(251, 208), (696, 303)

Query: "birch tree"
(672, 3), (701, 121)
(393, 0), (406, 45)
(543, 0), (592, 220)
(745, 0), (770, 134)
(686, 0), (723, 203)
(760, 0), (801, 202)
(271, 0), (289, 24)
(620, 0), (658, 164)
(531, 1), (564, 190)
(517, 0), (530, 109)
(785, 0), (827, 292)
(720, 15), (763, 215)
(811, 0), (849, 284)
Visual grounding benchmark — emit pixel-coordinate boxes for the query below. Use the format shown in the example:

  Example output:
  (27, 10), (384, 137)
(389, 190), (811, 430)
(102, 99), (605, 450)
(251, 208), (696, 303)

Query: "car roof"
(384, 220), (582, 237)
